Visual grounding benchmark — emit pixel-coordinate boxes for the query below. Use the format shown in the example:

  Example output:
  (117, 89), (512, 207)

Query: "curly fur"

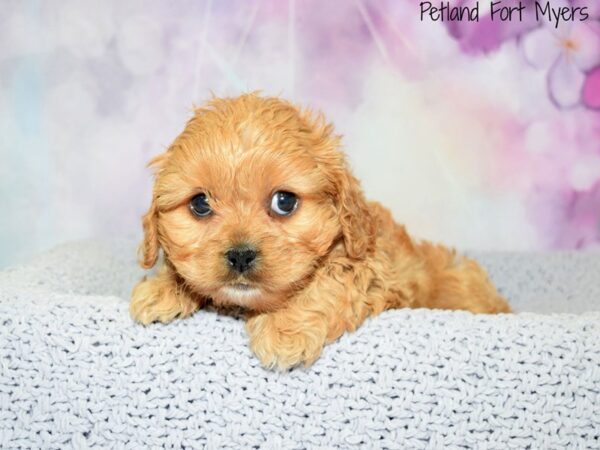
(130, 93), (511, 370)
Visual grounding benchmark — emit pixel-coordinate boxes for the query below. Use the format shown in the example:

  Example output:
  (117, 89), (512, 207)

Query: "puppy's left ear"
(335, 166), (377, 260)
(301, 108), (376, 259)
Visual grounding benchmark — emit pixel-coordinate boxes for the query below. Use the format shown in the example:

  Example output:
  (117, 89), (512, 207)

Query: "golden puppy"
(130, 93), (510, 370)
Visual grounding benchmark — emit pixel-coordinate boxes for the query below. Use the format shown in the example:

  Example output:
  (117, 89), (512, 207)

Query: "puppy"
(130, 93), (510, 370)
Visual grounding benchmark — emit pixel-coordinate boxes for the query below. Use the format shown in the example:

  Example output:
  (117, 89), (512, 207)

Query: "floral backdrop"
(0, 0), (599, 267)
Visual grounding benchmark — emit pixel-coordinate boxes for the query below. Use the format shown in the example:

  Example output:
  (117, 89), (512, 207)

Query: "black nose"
(225, 246), (257, 273)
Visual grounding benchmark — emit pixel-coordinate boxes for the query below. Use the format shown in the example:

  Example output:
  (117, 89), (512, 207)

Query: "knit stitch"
(0, 240), (599, 449)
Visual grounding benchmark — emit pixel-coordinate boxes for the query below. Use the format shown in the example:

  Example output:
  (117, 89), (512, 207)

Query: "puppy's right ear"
(139, 154), (165, 269)
(140, 200), (159, 269)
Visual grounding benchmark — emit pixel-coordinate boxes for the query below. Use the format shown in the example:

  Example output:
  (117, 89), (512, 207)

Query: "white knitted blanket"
(1, 240), (599, 449)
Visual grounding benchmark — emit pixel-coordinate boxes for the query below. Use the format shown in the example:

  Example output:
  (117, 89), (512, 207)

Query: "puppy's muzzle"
(225, 245), (258, 274)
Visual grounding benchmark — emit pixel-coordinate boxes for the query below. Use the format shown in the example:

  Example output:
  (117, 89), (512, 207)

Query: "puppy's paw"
(130, 276), (199, 325)
(246, 314), (326, 370)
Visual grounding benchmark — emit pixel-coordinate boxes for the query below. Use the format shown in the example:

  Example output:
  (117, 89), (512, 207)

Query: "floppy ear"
(139, 199), (159, 269)
(335, 167), (377, 260)
(299, 107), (376, 259)
(138, 154), (165, 269)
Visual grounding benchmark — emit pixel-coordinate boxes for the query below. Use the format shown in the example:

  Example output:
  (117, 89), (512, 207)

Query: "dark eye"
(270, 191), (298, 216)
(189, 193), (212, 217)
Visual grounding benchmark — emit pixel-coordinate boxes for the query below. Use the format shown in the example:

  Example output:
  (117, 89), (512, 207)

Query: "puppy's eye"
(270, 191), (298, 216)
(189, 193), (212, 217)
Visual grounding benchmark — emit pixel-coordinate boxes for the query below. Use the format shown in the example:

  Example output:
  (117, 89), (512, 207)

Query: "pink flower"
(521, 20), (600, 108)
(583, 65), (600, 109)
(446, 0), (540, 54)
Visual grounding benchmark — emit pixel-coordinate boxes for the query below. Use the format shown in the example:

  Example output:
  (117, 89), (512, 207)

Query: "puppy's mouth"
(217, 282), (263, 306)
(227, 282), (255, 291)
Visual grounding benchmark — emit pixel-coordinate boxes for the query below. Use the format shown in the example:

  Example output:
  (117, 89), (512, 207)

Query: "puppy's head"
(140, 94), (376, 311)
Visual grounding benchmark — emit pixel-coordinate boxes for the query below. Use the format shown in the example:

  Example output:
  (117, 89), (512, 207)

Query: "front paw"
(130, 276), (198, 325)
(246, 314), (326, 370)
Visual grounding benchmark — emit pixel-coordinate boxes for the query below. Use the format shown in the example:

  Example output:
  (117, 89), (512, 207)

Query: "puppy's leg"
(246, 301), (333, 371)
(247, 242), (510, 370)
(416, 242), (511, 313)
(246, 310), (324, 371)
(130, 264), (201, 324)
(246, 263), (375, 370)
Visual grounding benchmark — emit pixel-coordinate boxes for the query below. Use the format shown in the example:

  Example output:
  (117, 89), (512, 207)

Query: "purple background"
(1, 0), (599, 267)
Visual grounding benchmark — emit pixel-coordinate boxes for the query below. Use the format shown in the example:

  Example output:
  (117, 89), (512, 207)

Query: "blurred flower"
(446, 0), (539, 54)
(583, 65), (600, 109)
(446, 0), (600, 110)
(556, 180), (600, 248)
(521, 21), (600, 108)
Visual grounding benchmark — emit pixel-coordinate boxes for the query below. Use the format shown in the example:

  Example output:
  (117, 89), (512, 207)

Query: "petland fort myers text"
(420, 1), (590, 27)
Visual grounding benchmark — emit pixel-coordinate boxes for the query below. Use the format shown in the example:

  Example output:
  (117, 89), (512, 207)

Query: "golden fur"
(130, 93), (511, 370)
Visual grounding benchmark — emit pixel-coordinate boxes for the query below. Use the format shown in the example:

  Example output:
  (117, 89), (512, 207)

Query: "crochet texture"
(0, 240), (599, 449)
